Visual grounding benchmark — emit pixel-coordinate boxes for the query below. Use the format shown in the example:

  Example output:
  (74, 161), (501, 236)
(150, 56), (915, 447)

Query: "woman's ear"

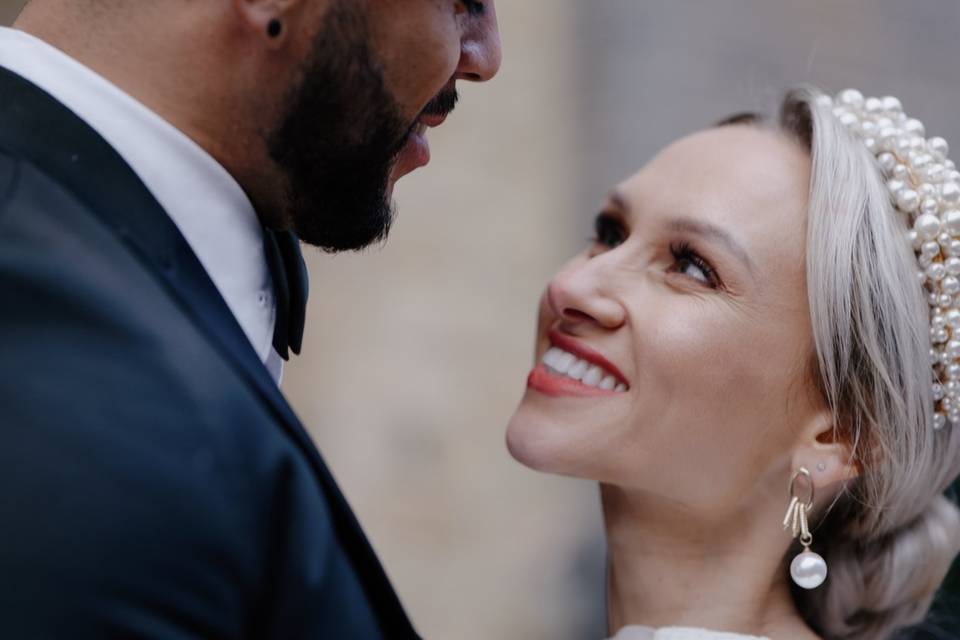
(791, 410), (860, 499)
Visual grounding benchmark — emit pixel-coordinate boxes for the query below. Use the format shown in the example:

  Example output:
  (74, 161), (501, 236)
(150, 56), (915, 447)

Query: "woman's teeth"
(541, 347), (627, 392)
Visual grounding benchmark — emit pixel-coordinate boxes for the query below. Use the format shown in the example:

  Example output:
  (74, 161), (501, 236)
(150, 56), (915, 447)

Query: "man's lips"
(418, 112), (448, 128)
(547, 329), (630, 388)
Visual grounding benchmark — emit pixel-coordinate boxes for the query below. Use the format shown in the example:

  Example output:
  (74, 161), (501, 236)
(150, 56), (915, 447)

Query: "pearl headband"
(822, 89), (960, 431)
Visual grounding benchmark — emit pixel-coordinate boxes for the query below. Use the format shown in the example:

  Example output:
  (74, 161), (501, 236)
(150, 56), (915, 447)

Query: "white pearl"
(864, 137), (878, 153)
(938, 233), (952, 247)
(929, 292), (942, 306)
(877, 152), (897, 173)
(894, 136), (912, 157)
(888, 179), (906, 194)
(815, 94), (834, 108)
(899, 189), (922, 213)
(933, 327), (950, 344)
(839, 89), (864, 107)
(790, 551), (828, 589)
(912, 154), (934, 171)
(919, 182), (939, 199)
(934, 383), (946, 401)
(946, 308), (960, 326)
(945, 210), (960, 234)
(923, 240), (941, 257)
(947, 160), (957, 171)
(934, 413), (948, 431)
(945, 340), (960, 360)
(914, 212), (940, 238)
(942, 182), (960, 206)
(921, 197), (941, 216)
(947, 257), (960, 276)
(919, 252), (933, 268)
(911, 136), (928, 152)
(879, 127), (899, 150)
(944, 276), (960, 296)
(925, 164), (946, 183)
(876, 116), (895, 130)
(882, 96), (903, 114)
(860, 120), (878, 137)
(927, 263), (946, 281)
(941, 293), (955, 308)
(865, 97), (884, 114)
(893, 164), (910, 180)
(839, 111), (859, 129)
(929, 137), (950, 160)
(949, 240), (960, 257)
(905, 118), (926, 137)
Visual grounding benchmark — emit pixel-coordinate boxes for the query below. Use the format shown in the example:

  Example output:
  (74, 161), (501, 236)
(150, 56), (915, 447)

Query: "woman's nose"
(455, 2), (502, 82)
(546, 258), (626, 331)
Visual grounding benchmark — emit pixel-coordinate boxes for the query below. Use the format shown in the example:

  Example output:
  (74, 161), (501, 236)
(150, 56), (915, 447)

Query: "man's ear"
(791, 410), (860, 500)
(231, 0), (311, 44)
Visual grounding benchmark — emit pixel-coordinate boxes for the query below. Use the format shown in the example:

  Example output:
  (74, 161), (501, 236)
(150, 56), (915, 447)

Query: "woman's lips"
(526, 331), (630, 398)
(547, 329), (629, 387)
(527, 364), (621, 397)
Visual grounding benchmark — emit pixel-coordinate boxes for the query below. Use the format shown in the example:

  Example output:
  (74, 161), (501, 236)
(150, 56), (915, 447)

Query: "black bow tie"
(262, 227), (309, 360)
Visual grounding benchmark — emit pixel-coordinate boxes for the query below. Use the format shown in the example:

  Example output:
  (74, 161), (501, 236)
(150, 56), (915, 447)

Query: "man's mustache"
(420, 86), (460, 118)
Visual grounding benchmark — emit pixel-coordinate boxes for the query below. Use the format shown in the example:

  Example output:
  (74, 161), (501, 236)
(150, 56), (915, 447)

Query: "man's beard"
(267, 4), (409, 252)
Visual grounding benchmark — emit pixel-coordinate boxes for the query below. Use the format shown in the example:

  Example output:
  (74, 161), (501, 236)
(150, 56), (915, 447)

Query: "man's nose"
(456, 2), (502, 82)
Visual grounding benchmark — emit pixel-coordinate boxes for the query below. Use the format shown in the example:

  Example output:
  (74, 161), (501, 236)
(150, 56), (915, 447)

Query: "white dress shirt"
(608, 627), (769, 640)
(0, 26), (284, 383)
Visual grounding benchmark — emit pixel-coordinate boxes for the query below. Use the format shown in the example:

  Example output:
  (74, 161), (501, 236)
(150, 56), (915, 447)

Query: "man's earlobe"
(267, 18), (283, 39)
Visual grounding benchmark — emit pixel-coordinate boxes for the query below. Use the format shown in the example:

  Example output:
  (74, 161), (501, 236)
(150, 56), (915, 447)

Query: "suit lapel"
(0, 66), (415, 636)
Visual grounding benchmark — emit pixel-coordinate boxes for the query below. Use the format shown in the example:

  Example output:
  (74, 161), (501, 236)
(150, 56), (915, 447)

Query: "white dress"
(608, 626), (770, 640)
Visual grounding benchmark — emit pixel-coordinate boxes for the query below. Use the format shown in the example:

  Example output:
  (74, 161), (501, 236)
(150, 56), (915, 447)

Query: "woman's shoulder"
(608, 626), (770, 640)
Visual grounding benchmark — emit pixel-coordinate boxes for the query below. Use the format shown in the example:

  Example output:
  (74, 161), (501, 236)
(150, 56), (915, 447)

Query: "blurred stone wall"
(4, 1), (960, 638)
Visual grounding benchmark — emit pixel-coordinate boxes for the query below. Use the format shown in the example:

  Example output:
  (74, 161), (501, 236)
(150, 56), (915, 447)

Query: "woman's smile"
(528, 328), (629, 397)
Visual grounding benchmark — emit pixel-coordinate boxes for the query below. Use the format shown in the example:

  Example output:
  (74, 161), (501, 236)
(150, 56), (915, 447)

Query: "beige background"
(4, 2), (960, 638)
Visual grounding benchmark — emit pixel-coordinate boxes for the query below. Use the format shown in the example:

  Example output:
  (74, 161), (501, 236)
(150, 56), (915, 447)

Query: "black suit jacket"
(0, 67), (418, 639)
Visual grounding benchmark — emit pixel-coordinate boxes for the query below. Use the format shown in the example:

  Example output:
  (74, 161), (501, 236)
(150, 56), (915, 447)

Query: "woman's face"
(507, 125), (821, 512)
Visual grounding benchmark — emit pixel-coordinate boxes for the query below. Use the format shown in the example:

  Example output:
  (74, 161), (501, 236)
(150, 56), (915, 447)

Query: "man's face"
(267, 0), (501, 253)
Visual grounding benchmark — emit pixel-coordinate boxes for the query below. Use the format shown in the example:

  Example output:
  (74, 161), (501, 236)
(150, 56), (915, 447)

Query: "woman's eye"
(592, 213), (626, 249)
(676, 258), (709, 283)
(669, 242), (720, 289)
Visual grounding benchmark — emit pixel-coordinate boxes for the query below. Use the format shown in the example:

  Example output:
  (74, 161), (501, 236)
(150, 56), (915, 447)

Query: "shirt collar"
(0, 26), (283, 382)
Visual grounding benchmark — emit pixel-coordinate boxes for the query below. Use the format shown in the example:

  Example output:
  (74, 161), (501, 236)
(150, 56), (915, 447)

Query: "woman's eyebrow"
(667, 217), (755, 274)
(608, 190), (755, 275)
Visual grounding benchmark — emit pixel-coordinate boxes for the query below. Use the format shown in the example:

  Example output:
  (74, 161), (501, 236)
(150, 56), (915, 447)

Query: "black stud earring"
(267, 18), (283, 38)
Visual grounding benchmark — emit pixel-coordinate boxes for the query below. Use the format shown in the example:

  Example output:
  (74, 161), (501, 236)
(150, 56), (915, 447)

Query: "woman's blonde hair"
(768, 87), (960, 639)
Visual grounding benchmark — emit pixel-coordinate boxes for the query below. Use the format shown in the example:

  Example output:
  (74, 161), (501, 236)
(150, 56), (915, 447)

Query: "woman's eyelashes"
(592, 212), (626, 249)
(589, 213), (723, 289)
(668, 241), (721, 289)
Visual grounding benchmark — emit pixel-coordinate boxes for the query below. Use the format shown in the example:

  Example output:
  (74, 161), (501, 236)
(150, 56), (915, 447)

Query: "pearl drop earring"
(782, 467), (828, 589)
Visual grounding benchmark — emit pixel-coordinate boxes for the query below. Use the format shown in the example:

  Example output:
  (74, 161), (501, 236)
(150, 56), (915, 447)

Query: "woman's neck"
(601, 483), (819, 639)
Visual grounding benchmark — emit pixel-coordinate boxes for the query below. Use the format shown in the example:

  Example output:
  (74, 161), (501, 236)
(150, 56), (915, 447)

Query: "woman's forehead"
(614, 126), (811, 231)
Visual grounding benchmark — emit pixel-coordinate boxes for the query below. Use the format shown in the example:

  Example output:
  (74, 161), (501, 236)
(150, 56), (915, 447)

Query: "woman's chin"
(506, 403), (581, 475)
